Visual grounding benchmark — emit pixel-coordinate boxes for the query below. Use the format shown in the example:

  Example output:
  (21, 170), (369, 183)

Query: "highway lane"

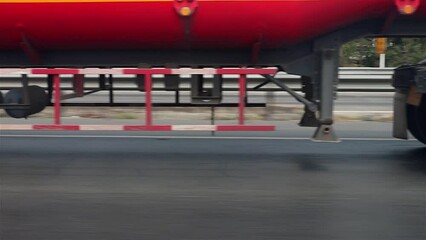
(0, 127), (425, 240)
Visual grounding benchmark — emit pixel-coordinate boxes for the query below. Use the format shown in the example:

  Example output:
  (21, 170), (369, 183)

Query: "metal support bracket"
(312, 49), (339, 142)
(191, 74), (223, 105)
(261, 74), (317, 112)
(312, 125), (339, 143)
(21, 74), (30, 107)
(61, 74), (85, 100)
(299, 76), (320, 127)
(252, 79), (271, 90)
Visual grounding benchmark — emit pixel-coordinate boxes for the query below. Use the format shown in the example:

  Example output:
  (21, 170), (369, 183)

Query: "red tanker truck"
(0, 0), (425, 144)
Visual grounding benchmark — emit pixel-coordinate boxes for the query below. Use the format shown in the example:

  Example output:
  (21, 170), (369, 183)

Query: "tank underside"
(0, 18), (425, 68)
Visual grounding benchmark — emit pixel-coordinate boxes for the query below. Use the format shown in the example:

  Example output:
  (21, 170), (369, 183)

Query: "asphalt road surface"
(0, 124), (425, 240)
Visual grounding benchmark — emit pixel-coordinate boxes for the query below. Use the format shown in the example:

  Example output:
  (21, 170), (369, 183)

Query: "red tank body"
(0, 0), (426, 144)
(0, 0), (425, 51)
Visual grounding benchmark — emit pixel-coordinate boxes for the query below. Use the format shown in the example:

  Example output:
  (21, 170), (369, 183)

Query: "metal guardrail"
(0, 67), (395, 92)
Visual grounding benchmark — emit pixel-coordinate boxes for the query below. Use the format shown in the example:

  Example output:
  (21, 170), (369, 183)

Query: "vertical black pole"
(47, 74), (53, 104)
(211, 106), (215, 136)
(108, 74), (114, 105)
(21, 74), (30, 107)
(175, 90), (180, 104)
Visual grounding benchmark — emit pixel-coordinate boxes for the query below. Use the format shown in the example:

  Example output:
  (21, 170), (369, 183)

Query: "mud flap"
(393, 86), (423, 139)
(407, 85), (422, 106)
(393, 90), (408, 139)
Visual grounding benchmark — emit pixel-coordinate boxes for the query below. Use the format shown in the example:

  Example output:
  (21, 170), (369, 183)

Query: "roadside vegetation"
(341, 38), (426, 67)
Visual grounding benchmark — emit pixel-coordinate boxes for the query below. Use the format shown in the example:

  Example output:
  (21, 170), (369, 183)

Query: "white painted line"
(0, 124), (33, 130)
(78, 69), (123, 75)
(79, 125), (123, 131)
(311, 138), (342, 143)
(171, 125), (217, 131)
(341, 138), (416, 141)
(172, 68), (216, 75)
(0, 69), (31, 75)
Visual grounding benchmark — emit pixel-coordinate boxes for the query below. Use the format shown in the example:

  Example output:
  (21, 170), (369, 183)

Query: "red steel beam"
(145, 74), (152, 126)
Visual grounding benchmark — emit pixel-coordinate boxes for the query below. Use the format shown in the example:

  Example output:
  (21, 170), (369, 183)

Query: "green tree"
(340, 38), (376, 67)
(386, 38), (426, 66)
(340, 38), (426, 67)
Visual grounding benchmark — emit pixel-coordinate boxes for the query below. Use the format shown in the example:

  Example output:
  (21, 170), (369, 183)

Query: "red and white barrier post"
(0, 68), (278, 132)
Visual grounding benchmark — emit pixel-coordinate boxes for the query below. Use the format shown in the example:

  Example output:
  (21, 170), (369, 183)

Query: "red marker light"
(179, 7), (192, 17)
(395, 0), (420, 15)
(174, 0), (198, 17)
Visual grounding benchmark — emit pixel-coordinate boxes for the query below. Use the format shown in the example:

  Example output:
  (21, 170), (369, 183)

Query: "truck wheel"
(407, 94), (426, 144)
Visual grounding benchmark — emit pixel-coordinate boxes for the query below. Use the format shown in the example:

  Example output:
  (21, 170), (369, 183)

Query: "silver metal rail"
(0, 67), (395, 92)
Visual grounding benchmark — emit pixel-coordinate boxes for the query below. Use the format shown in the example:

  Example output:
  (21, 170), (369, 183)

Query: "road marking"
(0, 125), (33, 130)
(80, 125), (122, 131)
(171, 125), (217, 131)
(0, 134), (418, 141)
